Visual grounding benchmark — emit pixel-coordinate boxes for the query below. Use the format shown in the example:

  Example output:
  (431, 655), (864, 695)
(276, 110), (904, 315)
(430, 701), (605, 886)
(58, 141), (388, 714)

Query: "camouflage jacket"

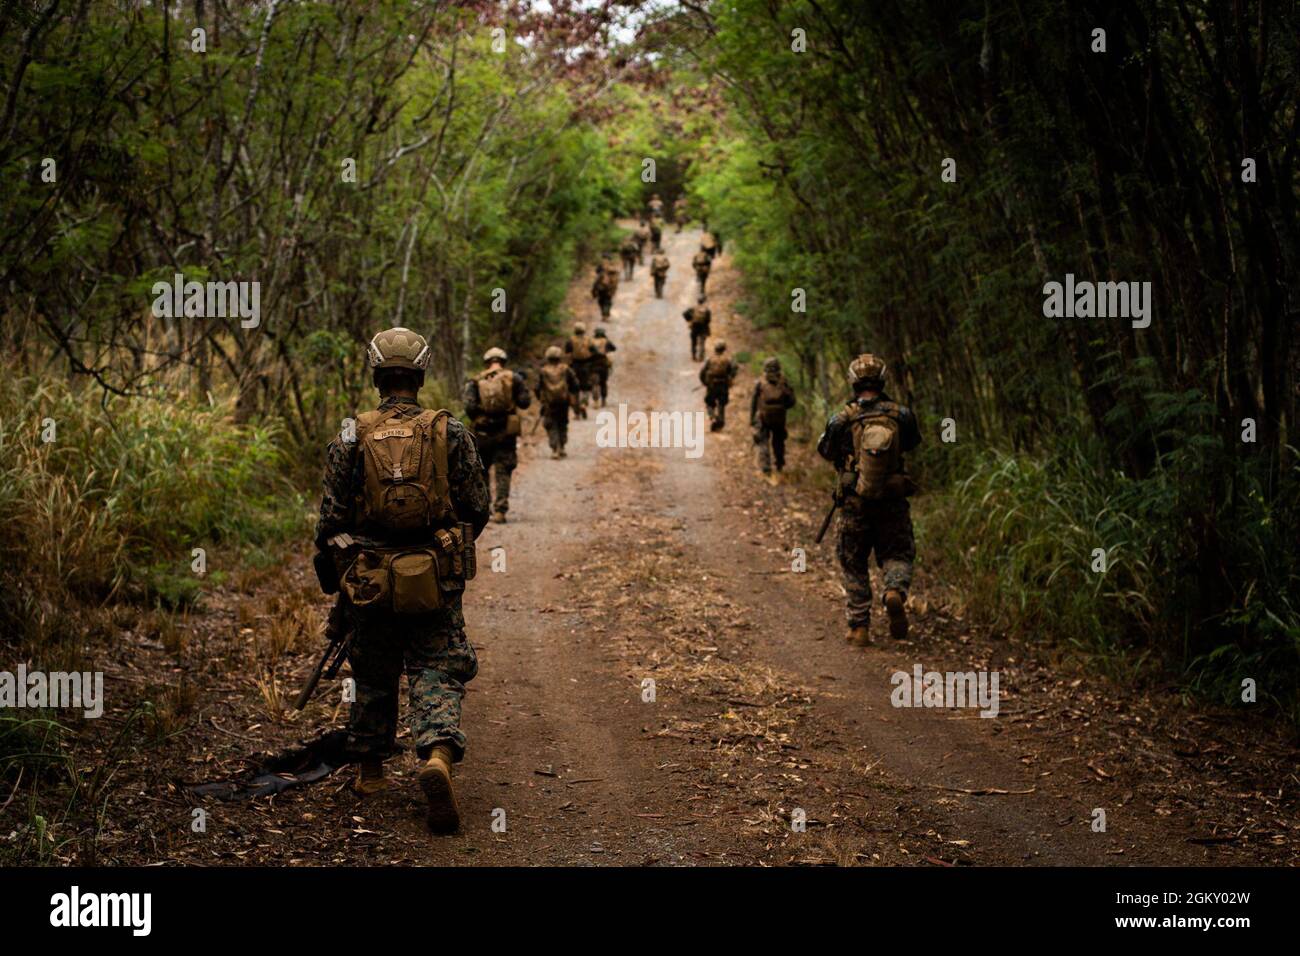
(315, 395), (491, 550)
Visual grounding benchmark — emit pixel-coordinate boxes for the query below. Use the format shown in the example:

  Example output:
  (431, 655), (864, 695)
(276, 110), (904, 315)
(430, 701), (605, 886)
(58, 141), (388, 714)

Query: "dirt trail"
(109, 226), (1296, 867)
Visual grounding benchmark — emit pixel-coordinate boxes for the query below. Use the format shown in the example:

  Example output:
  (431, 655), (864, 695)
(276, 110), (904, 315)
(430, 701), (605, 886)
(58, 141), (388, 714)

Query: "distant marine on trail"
(591, 258), (617, 320)
(683, 294), (711, 360)
(463, 346), (531, 524)
(692, 248), (712, 296)
(564, 322), (599, 417)
(650, 250), (671, 298)
(673, 196), (689, 232)
(751, 357), (796, 483)
(649, 215), (663, 253)
(633, 219), (650, 263)
(700, 223), (721, 261)
(699, 339), (738, 432)
(535, 345), (581, 459)
(816, 353), (921, 648)
(619, 235), (639, 280)
(313, 326), (488, 834)
(591, 326), (616, 408)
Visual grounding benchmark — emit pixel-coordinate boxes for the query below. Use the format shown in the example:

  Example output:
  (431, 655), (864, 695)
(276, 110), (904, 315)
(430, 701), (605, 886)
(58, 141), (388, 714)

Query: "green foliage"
(0, 374), (305, 646)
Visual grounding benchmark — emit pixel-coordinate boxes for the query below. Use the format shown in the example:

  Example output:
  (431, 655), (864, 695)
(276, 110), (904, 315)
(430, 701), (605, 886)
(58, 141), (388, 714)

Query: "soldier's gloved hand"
(327, 533), (355, 550)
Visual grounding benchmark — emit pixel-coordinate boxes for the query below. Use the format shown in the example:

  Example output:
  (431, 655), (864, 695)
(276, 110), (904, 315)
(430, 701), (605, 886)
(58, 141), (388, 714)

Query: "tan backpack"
(476, 367), (515, 415)
(693, 251), (711, 272)
(688, 306), (710, 329)
(569, 334), (593, 361)
(846, 402), (903, 499)
(704, 356), (731, 386)
(652, 255), (670, 275)
(539, 364), (570, 403)
(355, 408), (454, 533)
(757, 378), (789, 424)
(701, 232), (717, 251)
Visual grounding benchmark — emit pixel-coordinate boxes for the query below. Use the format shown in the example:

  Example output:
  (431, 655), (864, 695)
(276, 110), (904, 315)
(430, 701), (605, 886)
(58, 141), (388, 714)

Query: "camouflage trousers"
(696, 270), (710, 295)
(345, 596), (478, 762)
(836, 496), (915, 628)
(753, 419), (787, 472)
(705, 385), (730, 428)
(689, 325), (708, 360)
(595, 292), (612, 318)
(653, 274), (666, 297)
(622, 258), (635, 280)
(541, 399), (571, 452)
(594, 364), (610, 403)
(478, 438), (517, 514)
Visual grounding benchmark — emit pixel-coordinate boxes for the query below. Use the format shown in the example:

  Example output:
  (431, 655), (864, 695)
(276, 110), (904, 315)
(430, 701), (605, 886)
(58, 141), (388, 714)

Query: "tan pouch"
(341, 551), (393, 609)
(504, 413), (522, 437)
(390, 549), (443, 614)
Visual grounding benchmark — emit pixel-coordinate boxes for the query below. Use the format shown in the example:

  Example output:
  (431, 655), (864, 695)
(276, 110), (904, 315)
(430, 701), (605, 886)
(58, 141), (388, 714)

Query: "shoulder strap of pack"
(423, 409), (451, 508)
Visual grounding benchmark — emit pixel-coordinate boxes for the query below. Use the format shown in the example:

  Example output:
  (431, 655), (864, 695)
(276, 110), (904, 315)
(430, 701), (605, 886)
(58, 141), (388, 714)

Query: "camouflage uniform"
(692, 250), (712, 295)
(535, 362), (580, 454)
(816, 394), (921, 628)
(592, 333), (617, 405)
(315, 395), (490, 762)
(682, 304), (711, 360)
(462, 369), (531, 516)
(699, 354), (738, 429)
(750, 373), (796, 472)
(591, 268), (614, 319)
(620, 238), (638, 280)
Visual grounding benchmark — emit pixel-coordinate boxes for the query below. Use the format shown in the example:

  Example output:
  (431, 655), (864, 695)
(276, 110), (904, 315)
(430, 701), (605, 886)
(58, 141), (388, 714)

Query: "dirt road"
(99, 226), (1296, 867)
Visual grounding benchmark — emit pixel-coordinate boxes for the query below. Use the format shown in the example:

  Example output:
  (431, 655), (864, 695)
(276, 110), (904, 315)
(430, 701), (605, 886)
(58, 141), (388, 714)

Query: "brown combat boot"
(418, 744), (460, 834)
(846, 625), (872, 647)
(492, 510), (507, 524)
(353, 758), (391, 797)
(884, 590), (909, 640)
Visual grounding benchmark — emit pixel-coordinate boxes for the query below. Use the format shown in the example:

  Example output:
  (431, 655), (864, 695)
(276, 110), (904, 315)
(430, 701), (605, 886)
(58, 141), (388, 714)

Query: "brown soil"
(44, 226), (1300, 866)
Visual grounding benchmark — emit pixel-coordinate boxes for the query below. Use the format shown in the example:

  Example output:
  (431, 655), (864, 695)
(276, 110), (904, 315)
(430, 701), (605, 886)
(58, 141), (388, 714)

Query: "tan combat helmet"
(713, 340), (727, 354)
(848, 353), (887, 390)
(483, 346), (507, 364)
(367, 327), (431, 372)
(544, 345), (563, 362)
(573, 322), (586, 335)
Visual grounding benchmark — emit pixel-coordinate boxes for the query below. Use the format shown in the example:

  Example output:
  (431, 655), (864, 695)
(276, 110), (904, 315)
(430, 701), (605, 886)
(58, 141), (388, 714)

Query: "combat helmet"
(367, 327), (431, 372)
(763, 357), (781, 374)
(713, 339), (727, 353)
(483, 346), (508, 364)
(544, 345), (563, 361)
(594, 327), (606, 337)
(848, 353), (887, 390)
(573, 322), (586, 335)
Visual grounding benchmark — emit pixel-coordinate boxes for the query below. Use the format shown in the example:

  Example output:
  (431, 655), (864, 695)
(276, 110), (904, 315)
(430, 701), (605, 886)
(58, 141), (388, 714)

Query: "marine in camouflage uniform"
(314, 327), (489, 831)
(591, 327), (617, 407)
(462, 347), (531, 522)
(751, 357), (796, 478)
(535, 345), (580, 458)
(816, 353), (921, 646)
(683, 295), (711, 361)
(699, 339), (738, 431)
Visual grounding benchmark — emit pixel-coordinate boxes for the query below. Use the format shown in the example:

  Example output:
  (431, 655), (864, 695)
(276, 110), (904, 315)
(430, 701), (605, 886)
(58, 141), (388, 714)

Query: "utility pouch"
(461, 522), (477, 581)
(504, 413), (522, 437)
(390, 549), (443, 614)
(341, 550), (392, 609)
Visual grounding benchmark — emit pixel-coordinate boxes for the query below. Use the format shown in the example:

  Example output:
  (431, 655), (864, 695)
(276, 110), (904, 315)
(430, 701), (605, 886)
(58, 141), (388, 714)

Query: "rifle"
(294, 605), (353, 710)
(814, 486), (844, 545)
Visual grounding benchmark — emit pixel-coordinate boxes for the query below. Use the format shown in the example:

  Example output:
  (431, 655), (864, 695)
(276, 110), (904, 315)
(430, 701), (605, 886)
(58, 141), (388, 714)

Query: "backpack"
(476, 367), (514, 415)
(693, 251), (711, 272)
(704, 356), (731, 386)
(757, 378), (789, 424)
(355, 408), (454, 533)
(652, 255), (670, 275)
(688, 307), (710, 330)
(539, 364), (570, 403)
(701, 232), (717, 251)
(569, 334), (593, 361)
(846, 401), (903, 499)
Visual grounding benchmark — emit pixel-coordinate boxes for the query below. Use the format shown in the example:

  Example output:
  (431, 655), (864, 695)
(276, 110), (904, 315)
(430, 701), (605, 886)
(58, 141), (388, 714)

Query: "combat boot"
(418, 744), (460, 834)
(492, 510), (507, 524)
(846, 625), (872, 647)
(353, 758), (391, 796)
(884, 590), (909, 640)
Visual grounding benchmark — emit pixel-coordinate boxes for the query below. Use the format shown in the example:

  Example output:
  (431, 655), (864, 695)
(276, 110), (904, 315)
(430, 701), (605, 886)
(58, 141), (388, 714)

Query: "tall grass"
(0, 372), (307, 648)
(919, 439), (1300, 723)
